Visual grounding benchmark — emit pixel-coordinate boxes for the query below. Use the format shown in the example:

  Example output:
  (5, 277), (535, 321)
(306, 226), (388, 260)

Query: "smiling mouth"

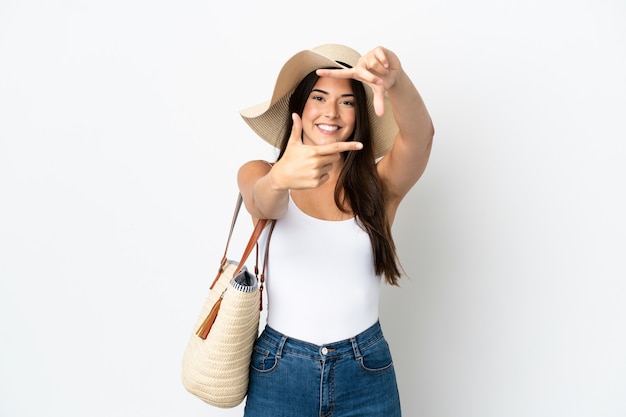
(317, 124), (339, 132)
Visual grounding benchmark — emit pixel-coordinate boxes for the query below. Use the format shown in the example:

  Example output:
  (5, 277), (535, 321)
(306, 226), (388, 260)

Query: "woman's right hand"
(269, 113), (363, 190)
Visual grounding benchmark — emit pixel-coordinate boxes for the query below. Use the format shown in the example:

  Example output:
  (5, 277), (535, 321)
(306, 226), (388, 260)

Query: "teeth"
(318, 124), (338, 132)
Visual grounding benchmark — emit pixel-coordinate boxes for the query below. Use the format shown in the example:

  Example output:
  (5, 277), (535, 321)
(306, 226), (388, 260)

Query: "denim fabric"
(243, 321), (401, 417)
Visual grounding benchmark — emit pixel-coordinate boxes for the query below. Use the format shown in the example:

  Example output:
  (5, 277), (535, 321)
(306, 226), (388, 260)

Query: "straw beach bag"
(181, 193), (274, 408)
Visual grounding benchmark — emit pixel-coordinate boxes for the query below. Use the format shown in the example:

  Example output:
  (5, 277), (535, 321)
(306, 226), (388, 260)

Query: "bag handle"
(197, 193), (272, 339)
(212, 161), (275, 287)
(258, 220), (276, 311)
(209, 193), (268, 290)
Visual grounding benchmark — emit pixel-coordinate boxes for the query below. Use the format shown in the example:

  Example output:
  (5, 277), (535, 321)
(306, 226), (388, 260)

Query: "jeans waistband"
(258, 320), (384, 360)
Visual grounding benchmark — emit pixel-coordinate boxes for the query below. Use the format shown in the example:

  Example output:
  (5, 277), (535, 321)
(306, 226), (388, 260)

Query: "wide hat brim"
(240, 44), (398, 159)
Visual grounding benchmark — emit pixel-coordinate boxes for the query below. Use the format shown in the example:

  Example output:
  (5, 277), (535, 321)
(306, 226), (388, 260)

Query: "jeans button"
(321, 347), (328, 355)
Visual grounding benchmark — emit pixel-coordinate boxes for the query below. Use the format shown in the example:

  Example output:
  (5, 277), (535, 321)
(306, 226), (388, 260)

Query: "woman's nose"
(324, 103), (339, 118)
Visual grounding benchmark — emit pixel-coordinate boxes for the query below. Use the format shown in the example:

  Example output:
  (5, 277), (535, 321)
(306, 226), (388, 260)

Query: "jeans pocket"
(358, 337), (394, 374)
(250, 345), (280, 373)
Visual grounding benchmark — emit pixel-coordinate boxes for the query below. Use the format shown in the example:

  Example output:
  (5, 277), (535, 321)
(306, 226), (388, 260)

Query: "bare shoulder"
(237, 159), (273, 192)
(237, 159), (285, 220)
(238, 159), (273, 176)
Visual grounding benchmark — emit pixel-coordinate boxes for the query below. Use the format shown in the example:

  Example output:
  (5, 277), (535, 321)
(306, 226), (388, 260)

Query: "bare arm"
(317, 47), (434, 221)
(376, 64), (434, 209)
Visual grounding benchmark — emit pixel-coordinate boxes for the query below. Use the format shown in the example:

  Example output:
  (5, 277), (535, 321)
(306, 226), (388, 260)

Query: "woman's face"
(300, 76), (356, 147)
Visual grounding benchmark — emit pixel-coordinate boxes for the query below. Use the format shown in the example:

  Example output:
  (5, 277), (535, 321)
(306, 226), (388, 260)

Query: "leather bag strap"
(258, 220), (276, 311)
(196, 192), (277, 339)
(209, 193), (268, 290)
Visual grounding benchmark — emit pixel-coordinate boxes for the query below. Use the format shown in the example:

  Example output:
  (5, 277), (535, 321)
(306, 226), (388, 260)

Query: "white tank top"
(261, 196), (381, 345)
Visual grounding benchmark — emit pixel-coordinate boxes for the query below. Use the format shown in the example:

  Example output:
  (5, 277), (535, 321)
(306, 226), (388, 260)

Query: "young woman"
(237, 44), (433, 417)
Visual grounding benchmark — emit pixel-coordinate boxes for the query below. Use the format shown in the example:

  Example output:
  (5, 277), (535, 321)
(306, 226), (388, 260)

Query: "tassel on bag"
(195, 291), (225, 339)
(196, 264), (228, 339)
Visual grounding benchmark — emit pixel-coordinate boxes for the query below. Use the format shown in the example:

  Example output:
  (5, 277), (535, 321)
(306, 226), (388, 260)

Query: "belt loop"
(350, 337), (362, 360)
(276, 335), (288, 359)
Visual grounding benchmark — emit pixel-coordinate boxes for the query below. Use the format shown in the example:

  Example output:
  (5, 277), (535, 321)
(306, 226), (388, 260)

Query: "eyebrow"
(311, 88), (355, 97)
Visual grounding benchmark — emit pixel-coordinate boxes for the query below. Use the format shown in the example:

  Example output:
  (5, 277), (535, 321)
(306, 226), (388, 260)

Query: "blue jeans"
(243, 321), (401, 417)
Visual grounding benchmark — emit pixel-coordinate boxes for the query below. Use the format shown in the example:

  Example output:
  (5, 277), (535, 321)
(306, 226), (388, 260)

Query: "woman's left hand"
(316, 46), (402, 117)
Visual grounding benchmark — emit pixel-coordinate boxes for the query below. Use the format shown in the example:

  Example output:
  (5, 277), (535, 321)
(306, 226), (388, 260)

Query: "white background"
(1, 0), (625, 416)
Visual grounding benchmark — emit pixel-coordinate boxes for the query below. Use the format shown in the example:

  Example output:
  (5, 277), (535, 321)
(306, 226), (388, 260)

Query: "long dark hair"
(276, 70), (402, 285)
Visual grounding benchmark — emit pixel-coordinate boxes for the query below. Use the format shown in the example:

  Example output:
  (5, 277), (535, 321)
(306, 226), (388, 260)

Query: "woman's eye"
(341, 100), (354, 106)
(311, 96), (324, 102)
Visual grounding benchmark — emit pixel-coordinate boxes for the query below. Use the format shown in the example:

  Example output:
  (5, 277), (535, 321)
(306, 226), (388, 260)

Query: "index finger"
(314, 140), (363, 155)
(315, 68), (354, 79)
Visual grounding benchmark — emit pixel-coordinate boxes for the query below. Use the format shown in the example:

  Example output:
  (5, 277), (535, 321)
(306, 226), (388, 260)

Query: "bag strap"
(209, 193), (268, 290)
(258, 220), (276, 311)
(197, 163), (278, 339)
(196, 193), (275, 339)
(219, 193), (244, 267)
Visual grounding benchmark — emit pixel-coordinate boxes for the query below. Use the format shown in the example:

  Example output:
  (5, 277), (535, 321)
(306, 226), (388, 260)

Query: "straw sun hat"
(239, 44), (399, 159)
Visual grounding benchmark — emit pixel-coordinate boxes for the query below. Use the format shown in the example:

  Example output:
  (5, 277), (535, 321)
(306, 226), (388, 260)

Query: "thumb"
(287, 113), (303, 146)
